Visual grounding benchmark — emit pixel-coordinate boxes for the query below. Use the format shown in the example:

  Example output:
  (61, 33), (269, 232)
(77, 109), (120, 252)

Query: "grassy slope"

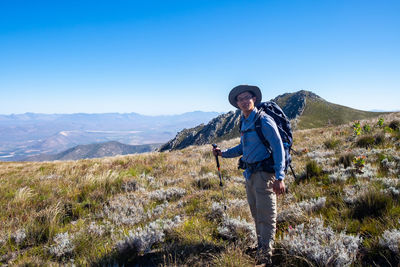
(1, 113), (400, 266)
(297, 98), (387, 129)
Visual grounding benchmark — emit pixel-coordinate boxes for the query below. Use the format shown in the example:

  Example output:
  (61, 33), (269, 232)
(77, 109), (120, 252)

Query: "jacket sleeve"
(221, 142), (243, 158)
(260, 115), (285, 180)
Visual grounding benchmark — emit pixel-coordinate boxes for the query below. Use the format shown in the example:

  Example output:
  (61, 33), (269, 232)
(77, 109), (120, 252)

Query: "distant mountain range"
(23, 141), (160, 161)
(159, 90), (388, 151)
(0, 111), (219, 161)
(2, 91), (392, 161)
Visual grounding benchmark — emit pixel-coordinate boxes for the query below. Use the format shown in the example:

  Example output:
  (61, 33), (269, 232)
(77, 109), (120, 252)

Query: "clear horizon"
(1, 0), (399, 115)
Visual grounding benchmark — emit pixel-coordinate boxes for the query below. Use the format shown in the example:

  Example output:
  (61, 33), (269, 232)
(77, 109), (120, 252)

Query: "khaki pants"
(245, 171), (277, 257)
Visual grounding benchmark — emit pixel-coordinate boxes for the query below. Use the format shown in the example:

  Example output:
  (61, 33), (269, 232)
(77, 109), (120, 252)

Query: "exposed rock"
(159, 110), (241, 151)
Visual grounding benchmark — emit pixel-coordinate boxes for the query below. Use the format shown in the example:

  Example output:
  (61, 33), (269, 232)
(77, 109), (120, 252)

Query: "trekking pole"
(289, 164), (297, 179)
(212, 144), (227, 211)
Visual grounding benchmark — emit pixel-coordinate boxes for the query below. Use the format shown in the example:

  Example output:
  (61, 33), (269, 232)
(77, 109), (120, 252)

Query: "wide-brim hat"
(228, 85), (262, 109)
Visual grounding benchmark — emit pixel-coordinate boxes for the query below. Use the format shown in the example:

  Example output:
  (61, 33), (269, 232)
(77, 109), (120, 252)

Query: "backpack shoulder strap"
(254, 113), (272, 153)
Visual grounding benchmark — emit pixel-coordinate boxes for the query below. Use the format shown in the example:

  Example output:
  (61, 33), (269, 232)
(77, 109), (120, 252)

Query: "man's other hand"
(273, 180), (285, 195)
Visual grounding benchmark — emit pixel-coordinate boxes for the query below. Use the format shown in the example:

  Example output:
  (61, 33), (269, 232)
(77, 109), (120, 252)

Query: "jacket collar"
(243, 107), (258, 122)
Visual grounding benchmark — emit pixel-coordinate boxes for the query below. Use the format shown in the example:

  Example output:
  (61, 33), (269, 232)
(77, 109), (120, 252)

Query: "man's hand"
(273, 179), (285, 195)
(212, 146), (222, 157)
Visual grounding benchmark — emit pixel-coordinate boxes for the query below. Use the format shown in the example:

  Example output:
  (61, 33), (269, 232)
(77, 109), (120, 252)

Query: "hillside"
(292, 92), (386, 129)
(1, 113), (400, 266)
(23, 141), (161, 161)
(160, 90), (387, 151)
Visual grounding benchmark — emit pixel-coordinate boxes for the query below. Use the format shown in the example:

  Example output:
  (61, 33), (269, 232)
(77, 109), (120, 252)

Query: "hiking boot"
(255, 249), (272, 266)
(255, 257), (272, 267)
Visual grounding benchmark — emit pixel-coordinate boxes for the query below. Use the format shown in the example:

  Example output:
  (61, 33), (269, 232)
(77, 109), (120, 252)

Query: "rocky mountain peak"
(158, 90), (384, 152)
(272, 90), (325, 120)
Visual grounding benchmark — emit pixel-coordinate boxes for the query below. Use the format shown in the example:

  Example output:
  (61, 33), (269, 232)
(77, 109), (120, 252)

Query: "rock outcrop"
(159, 110), (242, 151)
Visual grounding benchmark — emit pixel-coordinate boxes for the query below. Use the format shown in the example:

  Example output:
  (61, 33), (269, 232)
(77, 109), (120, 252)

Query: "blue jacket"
(222, 107), (285, 180)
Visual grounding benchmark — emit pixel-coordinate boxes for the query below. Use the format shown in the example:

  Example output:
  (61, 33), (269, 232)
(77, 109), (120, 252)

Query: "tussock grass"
(389, 120), (400, 131)
(324, 138), (341, 149)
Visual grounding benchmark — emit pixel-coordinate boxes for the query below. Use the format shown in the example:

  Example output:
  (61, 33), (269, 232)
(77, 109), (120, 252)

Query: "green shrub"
(351, 190), (393, 220)
(389, 120), (400, 131)
(305, 160), (323, 179)
(324, 138), (341, 149)
(377, 118), (384, 127)
(363, 124), (372, 133)
(353, 121), (362, 136)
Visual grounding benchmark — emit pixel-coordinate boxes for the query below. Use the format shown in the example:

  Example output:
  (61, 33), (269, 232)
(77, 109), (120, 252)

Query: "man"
(213, 85), (285, 265)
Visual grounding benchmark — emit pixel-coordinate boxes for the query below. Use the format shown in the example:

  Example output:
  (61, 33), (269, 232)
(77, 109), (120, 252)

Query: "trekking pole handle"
(212, 144), (220, 169)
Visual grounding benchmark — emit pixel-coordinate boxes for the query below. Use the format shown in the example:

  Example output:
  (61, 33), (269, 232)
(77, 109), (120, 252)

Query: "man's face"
(236, 91), (256, 112)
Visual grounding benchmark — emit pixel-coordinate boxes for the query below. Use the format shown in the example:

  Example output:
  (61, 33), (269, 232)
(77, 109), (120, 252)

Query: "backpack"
(239, 101), (296, 178)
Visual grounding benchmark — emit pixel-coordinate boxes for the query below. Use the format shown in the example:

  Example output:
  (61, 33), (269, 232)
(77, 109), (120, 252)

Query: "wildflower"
(353, 155), (366, 172)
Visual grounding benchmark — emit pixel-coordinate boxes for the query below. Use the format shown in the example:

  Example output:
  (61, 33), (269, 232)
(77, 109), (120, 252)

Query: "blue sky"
(1, 0), (399, 115)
